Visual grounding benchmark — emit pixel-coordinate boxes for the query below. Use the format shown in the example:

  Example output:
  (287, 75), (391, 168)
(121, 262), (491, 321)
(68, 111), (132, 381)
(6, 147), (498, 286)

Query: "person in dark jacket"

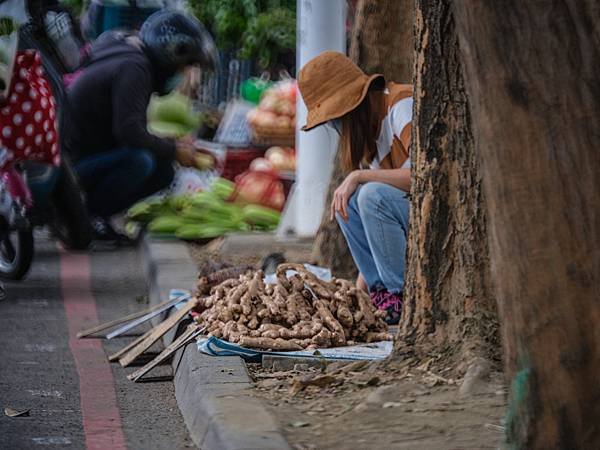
(64, 10), (217, 242)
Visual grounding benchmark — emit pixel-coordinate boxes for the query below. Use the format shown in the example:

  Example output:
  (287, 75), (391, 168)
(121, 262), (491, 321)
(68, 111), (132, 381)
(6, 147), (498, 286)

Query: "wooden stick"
(119, 299), (198, 367)
(127, 325), (204, 382)
(77, 296), (185, 338)
(108, 327), (154, 362)
(106, 294), (189, 340)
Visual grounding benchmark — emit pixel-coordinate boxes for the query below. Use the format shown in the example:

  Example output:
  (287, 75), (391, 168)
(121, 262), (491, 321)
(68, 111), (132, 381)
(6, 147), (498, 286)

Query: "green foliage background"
(58, 0), (296, 69)
(187, 0), (296, 69)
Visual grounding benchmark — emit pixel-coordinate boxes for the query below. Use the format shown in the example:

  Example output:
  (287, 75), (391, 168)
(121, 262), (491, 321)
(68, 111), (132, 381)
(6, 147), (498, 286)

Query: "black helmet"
(140, 10), (218, 74)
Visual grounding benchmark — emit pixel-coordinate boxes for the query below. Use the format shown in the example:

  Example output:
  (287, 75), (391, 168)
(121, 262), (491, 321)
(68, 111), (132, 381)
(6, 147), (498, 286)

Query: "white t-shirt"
(370, 95), (413, 170)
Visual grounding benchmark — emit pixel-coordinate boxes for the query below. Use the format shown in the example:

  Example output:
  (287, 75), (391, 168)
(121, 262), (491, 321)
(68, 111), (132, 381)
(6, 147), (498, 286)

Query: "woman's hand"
(175, 136), (197, 167)
(331, 171), (361, 222)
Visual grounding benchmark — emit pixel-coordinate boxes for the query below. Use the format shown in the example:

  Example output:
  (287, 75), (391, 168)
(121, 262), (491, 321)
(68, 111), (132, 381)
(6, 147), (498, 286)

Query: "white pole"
(294, 0), (347, 237)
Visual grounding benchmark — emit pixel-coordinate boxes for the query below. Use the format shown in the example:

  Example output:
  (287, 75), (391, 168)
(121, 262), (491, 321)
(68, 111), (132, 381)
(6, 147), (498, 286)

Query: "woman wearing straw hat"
(298, 51), (412, 325)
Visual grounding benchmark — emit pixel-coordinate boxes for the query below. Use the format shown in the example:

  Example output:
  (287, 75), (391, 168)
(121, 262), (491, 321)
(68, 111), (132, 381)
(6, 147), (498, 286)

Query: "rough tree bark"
(395, 0), (498, 365)
(453, 2), (600, 448)
(311, 0), (414, 279)
(310, 149), (359, 280)
(349, 0), (414, 83)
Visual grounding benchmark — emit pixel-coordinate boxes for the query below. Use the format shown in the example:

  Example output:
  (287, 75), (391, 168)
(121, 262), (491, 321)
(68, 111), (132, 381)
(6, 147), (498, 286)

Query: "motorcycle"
(0, 154), (90, 280)
(0, 0), (91, 281)
(0, 153), (34, 280)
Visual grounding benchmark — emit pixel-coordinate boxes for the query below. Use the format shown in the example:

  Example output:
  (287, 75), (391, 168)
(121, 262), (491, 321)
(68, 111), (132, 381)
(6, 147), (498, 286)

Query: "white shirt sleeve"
(393, 98), (412, 169)
(389, 97), (413, 139)
(373, 96), (414, 169)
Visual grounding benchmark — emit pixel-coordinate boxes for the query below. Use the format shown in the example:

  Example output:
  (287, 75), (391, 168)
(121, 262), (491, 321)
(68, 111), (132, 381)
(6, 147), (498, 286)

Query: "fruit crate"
(221, 147), (265, 182)
(251, 124), (295, 148)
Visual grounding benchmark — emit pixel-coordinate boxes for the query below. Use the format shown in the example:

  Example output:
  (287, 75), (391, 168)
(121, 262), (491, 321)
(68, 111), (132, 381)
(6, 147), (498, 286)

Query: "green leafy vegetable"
(239, 8), (295, 69)
(186, 0), (296, 68)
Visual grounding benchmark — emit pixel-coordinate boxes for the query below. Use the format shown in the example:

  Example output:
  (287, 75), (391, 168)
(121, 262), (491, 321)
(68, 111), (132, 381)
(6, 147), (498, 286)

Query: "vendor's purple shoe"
(370, 291), (403, 325)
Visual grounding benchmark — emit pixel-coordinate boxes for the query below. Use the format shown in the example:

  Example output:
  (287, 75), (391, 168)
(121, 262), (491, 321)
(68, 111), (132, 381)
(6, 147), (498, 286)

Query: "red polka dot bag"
(0, 50), (59, 167)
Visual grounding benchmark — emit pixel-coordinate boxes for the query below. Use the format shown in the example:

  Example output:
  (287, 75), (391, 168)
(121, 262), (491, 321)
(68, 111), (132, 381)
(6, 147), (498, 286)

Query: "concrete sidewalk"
(140, 237), (291, 450)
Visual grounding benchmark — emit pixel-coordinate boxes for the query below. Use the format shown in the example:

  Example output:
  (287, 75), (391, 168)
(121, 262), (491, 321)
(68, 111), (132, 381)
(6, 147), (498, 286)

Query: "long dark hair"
(340, 78), (385, 172)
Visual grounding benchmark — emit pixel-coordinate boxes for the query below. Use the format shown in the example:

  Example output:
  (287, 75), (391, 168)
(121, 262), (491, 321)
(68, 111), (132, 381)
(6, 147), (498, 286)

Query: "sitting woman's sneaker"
(370, 290), (403, 325)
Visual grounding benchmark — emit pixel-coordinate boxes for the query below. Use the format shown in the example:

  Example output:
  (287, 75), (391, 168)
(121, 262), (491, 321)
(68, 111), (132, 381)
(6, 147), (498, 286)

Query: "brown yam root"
(334, 278), (355, 293)
(279, 321), (323, 340)
(240, 271), (264, 315)
(314, 300), (346, 346)
(276, 263), (335, 299)
(312, 328), (332, 347)
(366, 331), (394, 342)
(334, 291), (354, 328)
(197, 265), (253, 295)
(239, 336), (303, 351)
(352, 288), (375, 327)
(195, 264), (389, 351)
(261, 291), (280, 317)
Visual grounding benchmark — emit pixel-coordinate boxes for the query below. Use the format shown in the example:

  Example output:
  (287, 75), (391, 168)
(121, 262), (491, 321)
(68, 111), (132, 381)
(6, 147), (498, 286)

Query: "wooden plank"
(106, 294), (189, 339)
(119, 299), (198, 367)
(108, 327), (154, 362)
(77, 296), (184, 338)
(127, 325), (205, 382)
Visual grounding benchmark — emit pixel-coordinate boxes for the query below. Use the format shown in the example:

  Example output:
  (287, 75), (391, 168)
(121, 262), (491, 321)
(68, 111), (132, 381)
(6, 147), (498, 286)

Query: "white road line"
(31, 437), (72, 445)
(26, 390), (64, 399)
(24, 344), (57, 352)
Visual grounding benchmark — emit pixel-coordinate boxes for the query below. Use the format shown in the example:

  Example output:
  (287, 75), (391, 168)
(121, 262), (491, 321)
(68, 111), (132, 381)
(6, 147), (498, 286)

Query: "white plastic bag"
(169, 139), (226, 195)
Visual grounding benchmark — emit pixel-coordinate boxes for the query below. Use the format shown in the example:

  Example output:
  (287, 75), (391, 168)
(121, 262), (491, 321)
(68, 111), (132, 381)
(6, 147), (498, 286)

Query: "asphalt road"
(0, 235), (194, 450)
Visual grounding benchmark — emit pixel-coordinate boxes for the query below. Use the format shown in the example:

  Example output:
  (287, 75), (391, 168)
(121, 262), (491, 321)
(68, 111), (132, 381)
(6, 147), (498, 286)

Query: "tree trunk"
(311, 0), (414, 279)
(453, 2), (600, 448)
(310, 149), (359, 280)
(395, 0), (498, 365)
(349, 0), (414, 84)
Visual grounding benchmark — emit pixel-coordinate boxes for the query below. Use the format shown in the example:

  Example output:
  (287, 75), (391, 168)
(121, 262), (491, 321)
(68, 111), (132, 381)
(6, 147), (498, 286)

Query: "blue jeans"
(74, 149), (174, 217)
(337, 182), (410, 294)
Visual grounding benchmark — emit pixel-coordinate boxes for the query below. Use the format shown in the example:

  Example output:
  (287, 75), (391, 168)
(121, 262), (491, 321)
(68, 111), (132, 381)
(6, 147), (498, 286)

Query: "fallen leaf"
(423, 371), (452, 387)
(289, 374), (338, 396)
(485, 423), (506, 432)
(366, 376), (380, 386)
(416, 358), (433, 372)
(340, 360), (369, 373)
(354, 375), (380, 387)
(334, 405), (354, 417)
(382, 402), (403, 409)
(255, 371), (293, 379)
(259, 379), (282, 389)
(4, 407), (30, 417)
(290, 421), (310, 428)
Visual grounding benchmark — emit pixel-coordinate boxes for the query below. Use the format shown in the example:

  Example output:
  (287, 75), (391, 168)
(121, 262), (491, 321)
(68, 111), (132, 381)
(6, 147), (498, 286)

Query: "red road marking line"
(60, 251), (127, 450)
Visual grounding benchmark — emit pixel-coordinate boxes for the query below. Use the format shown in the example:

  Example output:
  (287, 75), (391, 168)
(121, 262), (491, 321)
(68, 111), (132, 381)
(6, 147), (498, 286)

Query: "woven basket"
(251, 124), (295, 147)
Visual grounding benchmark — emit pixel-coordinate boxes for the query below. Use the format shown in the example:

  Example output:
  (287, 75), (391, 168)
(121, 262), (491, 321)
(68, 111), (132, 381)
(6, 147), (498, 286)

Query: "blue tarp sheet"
(197, 336), (393, 363)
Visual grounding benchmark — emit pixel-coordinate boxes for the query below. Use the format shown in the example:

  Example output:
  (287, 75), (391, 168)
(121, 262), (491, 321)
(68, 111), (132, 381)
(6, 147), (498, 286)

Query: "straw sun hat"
(298, 51), (384, 131)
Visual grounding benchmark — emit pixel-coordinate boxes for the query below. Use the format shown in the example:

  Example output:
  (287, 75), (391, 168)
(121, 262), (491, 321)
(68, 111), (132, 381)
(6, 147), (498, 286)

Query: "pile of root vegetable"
(193, 264), (392, 351)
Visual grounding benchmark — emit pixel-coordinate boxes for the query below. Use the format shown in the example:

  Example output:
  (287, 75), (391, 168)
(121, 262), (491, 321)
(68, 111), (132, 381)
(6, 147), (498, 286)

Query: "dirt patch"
(248, 359), (506, 450)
